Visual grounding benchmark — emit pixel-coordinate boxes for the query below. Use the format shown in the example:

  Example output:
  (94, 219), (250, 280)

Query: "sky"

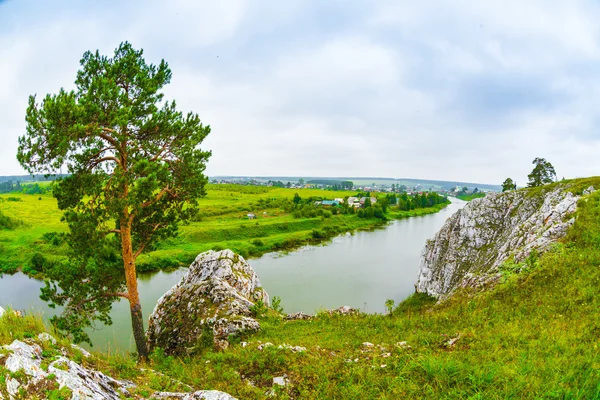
(1, 0), (600, 185)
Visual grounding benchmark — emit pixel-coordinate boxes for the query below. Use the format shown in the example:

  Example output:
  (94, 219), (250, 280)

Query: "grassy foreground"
(1, 181), (599, 398)
(0, 184), (446, 275)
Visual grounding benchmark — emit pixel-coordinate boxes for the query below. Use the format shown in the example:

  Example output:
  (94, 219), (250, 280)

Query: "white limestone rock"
(38, 332), (57, 345)
(417, 185), (583, 298)
(0, 306), (4, 318)
(147, 250), (269, 354)
(1, 339), (133, 400)
(151, 390), (238, 400)
(285, 311), (312, 320)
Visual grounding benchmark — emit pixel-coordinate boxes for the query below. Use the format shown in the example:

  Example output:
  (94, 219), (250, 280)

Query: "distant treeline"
(393, 192), (448, 211)
(0, 181), (51, 195)
(0, 174), (66, 183)
(306, 179), (354, 189)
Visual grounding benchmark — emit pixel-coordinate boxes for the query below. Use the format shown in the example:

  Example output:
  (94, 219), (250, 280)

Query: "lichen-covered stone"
(151, 390), (238, 400)
(417, 185), (587, 298)
(1, 338), (133, 399)
(147, 250), (269, 354)
(285, 312), (312, 320)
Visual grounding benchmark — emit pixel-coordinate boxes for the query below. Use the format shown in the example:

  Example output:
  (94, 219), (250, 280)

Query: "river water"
(0, 198), (465, 352)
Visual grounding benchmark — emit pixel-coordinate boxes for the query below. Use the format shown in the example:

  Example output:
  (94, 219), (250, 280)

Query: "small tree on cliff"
(501, 178), (517, 192)
(17, 42), (211, 360)
(527, 157), (556, 187)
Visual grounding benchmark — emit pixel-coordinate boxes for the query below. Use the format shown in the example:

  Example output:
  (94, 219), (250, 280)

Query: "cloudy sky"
(1, 0), (599, 185)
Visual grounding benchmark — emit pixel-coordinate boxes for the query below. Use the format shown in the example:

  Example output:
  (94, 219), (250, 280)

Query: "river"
(0, 198), (465, 352)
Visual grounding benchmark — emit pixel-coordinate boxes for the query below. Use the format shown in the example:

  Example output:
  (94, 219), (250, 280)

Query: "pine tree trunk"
(121, 220), (149, 361)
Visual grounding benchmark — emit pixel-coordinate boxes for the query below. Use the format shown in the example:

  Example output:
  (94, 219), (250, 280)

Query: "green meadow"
(0, 184), (446, 275)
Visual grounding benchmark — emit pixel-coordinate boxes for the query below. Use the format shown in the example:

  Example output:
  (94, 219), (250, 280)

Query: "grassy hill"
(0, 179), (598, 398)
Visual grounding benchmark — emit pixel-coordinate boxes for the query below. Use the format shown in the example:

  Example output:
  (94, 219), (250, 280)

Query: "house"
(359, 197), (377, 206)
(334, 198), (344, 204)
(321, 200), (339, 207)
(347, 196), (358, 204)
(247, 213), (256, 219)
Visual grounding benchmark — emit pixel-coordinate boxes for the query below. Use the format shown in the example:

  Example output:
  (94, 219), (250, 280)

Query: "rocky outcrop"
(0, 334), (237, 400)
(0, 338), (134, 399)
(417, 185), (589, 298)
(152, 390), (238, 399)
(147, 250), (269, 354)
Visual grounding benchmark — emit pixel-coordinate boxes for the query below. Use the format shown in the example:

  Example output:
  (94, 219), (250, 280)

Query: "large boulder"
(147, 250), (269, 354)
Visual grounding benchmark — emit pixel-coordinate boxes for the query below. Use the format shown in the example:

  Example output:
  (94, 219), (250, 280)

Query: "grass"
(456, 192), (486, 201)
(1, 179), (599, 398)
(0, 185), (447, 275)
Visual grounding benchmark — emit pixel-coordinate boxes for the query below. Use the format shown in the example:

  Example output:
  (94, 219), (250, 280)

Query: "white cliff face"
(416, 185), (588, 298)
(147, 250), (269, 354)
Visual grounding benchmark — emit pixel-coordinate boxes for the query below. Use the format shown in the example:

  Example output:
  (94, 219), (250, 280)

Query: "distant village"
(210, 177), (491, 197)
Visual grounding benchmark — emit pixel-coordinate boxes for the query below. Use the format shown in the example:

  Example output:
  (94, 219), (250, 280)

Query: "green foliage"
(384, 298), (395, 315)
(0, 210), (23, 230)
(16, 42), (211, 354)
(527, 157), (557, 187)
(249, 300), (269, 318)
(501, 177), (517, 192)
(271, 296), (284, 314)
(456, 192), (486, 201)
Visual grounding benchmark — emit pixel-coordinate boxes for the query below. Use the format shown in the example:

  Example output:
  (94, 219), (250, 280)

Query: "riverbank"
(0, 197), (462, 352)
(0, 185), (449, 276)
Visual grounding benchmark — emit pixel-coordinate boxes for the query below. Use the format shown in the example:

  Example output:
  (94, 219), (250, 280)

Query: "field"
(1, 179), (598, 398)
(0, 184), (447, 275)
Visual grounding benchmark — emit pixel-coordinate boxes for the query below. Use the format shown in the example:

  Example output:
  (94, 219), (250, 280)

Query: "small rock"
(583, 186), (595, 195)
(71, 343), (92, 358)
(151, 390), (238, 399)
(257, 342), (274, 351)
(273, 376), (288, 387)
(6, 377), (20, 397)
(277, 344), (307, 353)
(444, 334), (461, 348)
(38, 332), (57, 345)
(326, 305), (359, 315)
(382, 352), (391, 358)
(396, 341), (411, 349)
(0, 305), (5, 318)
(240, 341), (248, 348)
(380, 364), (387, 368)
(362, 342), (374, 348)
(285, 311), (313, 320)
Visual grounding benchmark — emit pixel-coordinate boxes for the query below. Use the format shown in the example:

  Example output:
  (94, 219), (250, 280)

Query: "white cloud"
(1, 0), (600, 184)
